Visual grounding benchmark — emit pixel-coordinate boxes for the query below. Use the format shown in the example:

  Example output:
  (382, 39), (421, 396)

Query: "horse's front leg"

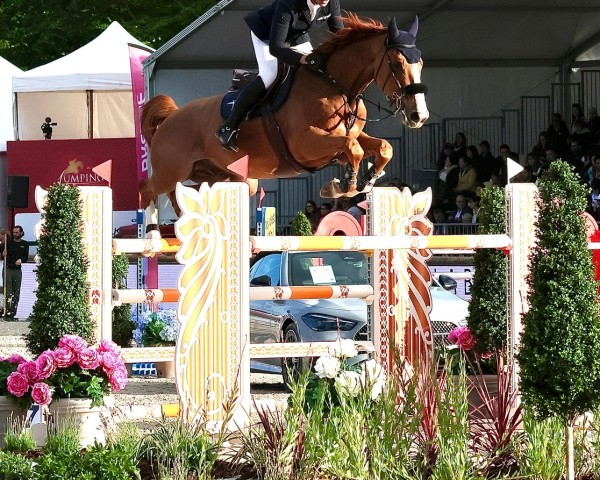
(294, 127), (365, 198)
(354, 132), (393, 192)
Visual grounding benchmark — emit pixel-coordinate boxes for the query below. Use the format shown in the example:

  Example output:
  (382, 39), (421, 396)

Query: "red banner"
(128, 44), (153, 199)
(6, 138), (138, 212)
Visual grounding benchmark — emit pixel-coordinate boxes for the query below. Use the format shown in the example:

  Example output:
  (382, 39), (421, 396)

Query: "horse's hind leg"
(354, 132), (393, 191)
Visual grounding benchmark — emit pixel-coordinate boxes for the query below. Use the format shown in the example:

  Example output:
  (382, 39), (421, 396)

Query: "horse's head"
(375, 17), (429, 128)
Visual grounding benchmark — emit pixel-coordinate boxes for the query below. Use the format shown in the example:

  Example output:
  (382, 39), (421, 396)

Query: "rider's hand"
(304, 53), (325, 73)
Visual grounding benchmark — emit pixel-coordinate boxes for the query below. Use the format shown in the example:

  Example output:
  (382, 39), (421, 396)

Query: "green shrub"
(112, 253), (134, 348)
(27, 184), (92, 355)
(0, 450), (35, 479)
(467, 186), (508, 353)
(517, 160), (600, 421)
(290, 212), (312, 236)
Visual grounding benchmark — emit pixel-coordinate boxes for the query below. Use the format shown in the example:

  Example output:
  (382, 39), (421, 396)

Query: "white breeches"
(251, 32), (312, 88)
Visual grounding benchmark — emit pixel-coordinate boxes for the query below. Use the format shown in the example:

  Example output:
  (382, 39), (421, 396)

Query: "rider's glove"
(305, 53), (325, 73)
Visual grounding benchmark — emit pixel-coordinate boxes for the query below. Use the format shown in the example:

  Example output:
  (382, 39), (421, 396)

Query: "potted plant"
(27, 184), (92, 355)
(132, 308), (179, 378)
(517, 160), (600, 479)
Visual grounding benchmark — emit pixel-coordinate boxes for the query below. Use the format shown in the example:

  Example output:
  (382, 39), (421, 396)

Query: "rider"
(216, 0), (343, 152)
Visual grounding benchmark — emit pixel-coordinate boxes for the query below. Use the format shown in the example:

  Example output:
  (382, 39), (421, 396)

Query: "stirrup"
(216, 125), (240, 152)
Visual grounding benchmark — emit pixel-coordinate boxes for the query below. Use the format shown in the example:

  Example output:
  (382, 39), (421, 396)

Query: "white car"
(249, 250), (469, 383)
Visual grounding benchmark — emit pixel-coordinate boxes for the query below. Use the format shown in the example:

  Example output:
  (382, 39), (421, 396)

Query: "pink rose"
(7, 372), (30, 397)
(100, 351), (122, 372)
(17, 361), (39, 384)
(52, 347), (76, 368)
(108, 365), (128, 391)
(36, 351), (57, 380)
(7, 354), (26, 365)
(97, 340), (121, 355)
(31, 382), (52, 405)
(58, 334), (88, 353)
(456, 328), (477, 351)
(448, 329), (459, 344)
(77, 348), (100, 370)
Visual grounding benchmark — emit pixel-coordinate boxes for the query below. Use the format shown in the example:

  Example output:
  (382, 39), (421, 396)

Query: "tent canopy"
(12, 22), (152, 141)
(1, 57), (22, 151)
(145, 0), (600, 69)
(13, 22), (149, 92)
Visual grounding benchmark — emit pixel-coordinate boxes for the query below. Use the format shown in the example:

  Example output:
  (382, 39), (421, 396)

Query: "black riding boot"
(216, 77), (266, 152)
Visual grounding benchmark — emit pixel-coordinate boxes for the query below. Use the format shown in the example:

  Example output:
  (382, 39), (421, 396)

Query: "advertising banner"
(128, 44), (153, 190)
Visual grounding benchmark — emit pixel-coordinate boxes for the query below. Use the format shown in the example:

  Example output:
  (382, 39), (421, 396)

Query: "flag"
(227, 155), (249, 179)
(92, 160), (112, 187)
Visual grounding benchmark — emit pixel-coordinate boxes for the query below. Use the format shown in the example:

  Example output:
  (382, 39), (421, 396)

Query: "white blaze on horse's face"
(408, 62), (429, 128)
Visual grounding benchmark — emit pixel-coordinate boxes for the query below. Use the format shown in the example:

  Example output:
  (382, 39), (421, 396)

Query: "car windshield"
(289, 251), (368, 286)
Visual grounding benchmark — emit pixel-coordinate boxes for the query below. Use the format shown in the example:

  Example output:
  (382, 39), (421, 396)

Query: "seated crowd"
(431, 103), (600, 229)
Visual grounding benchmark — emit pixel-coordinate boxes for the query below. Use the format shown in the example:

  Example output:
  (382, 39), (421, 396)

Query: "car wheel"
(281, 323), (306, 388)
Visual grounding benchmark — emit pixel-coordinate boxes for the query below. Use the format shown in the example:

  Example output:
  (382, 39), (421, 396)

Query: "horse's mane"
(315, 12), (386, 57)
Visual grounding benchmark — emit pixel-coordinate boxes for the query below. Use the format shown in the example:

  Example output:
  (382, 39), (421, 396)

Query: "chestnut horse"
(140, 14), (429, 213)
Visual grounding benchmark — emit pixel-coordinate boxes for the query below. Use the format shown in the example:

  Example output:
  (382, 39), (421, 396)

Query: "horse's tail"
(141, 94), (179, 146)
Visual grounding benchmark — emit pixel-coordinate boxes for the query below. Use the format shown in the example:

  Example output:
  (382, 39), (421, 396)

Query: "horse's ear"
(408, 16), (419, 38)
(388, 18), (399, 42)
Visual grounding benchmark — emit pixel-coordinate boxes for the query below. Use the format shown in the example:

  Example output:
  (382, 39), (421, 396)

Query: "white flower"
(335, 370), (362, 397)
(314, 355), (341, 379)
(328, 338), (358, 359)
(360, 359), (387, 400)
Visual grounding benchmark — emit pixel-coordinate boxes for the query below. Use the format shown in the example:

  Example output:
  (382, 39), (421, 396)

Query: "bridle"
(373, 42), (428, 116)
(310, 37), (428, 128)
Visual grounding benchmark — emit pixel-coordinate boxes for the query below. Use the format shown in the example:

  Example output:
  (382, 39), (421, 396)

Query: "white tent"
(1, 57), (22, 151)
(12, 22), (152, 140)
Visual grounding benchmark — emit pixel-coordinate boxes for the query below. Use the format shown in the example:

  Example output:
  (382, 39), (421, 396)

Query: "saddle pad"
(219, 64), (297, 121)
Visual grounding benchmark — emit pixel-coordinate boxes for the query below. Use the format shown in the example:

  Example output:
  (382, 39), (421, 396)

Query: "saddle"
(220, 66), (316, 177)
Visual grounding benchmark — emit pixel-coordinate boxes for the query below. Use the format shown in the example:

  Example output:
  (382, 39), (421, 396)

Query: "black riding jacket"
(245, 0), (343, 67)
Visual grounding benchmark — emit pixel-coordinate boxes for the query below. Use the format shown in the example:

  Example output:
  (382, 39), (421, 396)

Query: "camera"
(41, 116), (57, 139)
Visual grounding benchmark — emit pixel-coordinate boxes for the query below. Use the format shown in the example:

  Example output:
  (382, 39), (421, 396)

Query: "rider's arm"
(269, 2), (304, 67)
(327, 0), (344, 32)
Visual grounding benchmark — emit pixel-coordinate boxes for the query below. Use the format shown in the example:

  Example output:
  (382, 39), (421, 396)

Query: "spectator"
(434, 156), (459, 209)
(588, 107), (600, 141)
(346, 195), (366, 222)
(496, 144), (517, 186)
(461, 212), (474, 224)
(513, 165), (535, 183)
(567, 138), (589, 178)
(0, 226), (29, 321)
(526, 153), (544, 184)
(466, 145), (480, 175)
(570, 103), (587, 133)
(571, 119), (593, 151)
(432, 208), (447, 234)
(455, 156), (478, 195)
(304, 200), (320, 232)
(450, 132), (467, 165)
(447, 194), (473, 223)
(468, 196), (481, 223)
(436, 142), (454, 170)
(546, 113), (569, 156)
(477, 140), (498, 183)
(584, 155), (600, 186)
(587, 178), (600, 222)
(529, 131), (550, 163)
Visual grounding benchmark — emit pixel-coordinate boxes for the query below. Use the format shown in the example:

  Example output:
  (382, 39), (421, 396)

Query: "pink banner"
(128, 44), (153, 198)
(128, 45), (157, 290)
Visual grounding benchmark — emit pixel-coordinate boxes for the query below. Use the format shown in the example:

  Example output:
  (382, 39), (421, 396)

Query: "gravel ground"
(0, 320), (290, 420)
